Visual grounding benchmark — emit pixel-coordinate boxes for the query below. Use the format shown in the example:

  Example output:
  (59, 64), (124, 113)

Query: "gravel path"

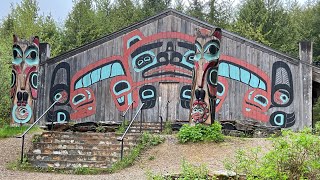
(0, 134), (272, 180)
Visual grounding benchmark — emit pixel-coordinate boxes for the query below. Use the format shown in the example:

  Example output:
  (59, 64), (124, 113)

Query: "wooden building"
(36, 9), (318, 130)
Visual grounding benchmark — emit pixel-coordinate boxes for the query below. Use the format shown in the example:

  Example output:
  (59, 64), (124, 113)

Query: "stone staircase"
(27, 131), (140, 169)
(27, 122), (164, 169)
(129, 122), (163, 133)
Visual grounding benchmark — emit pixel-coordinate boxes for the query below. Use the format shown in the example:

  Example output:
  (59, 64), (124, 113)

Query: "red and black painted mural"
(47, 29), (295, 128)
(11, 35), (39, 124)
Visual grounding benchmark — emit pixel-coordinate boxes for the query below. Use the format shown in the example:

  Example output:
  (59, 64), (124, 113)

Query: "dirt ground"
(0, 134), (272, 180)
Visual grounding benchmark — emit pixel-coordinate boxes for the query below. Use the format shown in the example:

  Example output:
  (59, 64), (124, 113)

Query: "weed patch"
(177, 122), (224, 143)
(225, 128), (320, 179)
(147, 160), (211, 180)
(0, 125), (41, 138)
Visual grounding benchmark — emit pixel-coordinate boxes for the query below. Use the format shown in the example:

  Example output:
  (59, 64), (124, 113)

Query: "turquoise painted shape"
(249, 74), (259, 88)
(182, 89), (191, 99)
(142, 89), (154, 99)
(111, 63), (125, 76)
(57, 112), (67, 122)
(101, 64), (111, 80)
(25, 49), (39, 66)
(12, 47), (22, 65)
(127, 35), (141, 49)
(181, 50), (195, 68)
(128, 93), (133, 105)
(75, 80), (83, 89)
(258, 81), (266, 90)
(218, 62), (229, 77)
(113, 80), (131, 95)
(229, 64), (240, 81)
(82, 74), (91, 87)
(274, 114), (284, 126)
(240, 69), (250, 84)
(91, 68), (101, 84)
(254, 95), (268, 107)
(12, 104), (32, 124)
(132, 51), (156, 72)
(118, 96), (124, 103)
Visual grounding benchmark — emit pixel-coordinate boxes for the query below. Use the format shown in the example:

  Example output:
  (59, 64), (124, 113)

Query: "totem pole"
(11, 35), (39, 125)
(189, 28), (222, 125)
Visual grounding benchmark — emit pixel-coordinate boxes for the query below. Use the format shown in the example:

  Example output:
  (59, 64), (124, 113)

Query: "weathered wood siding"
(37, 11), (312, 130)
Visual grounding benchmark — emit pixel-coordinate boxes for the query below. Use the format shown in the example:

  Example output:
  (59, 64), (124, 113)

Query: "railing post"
(166, 101), (170, 122)
(20, 135), (25, 163)
(140, 108), (143, 132)
(160, 116), (163, 132)
(120, 139), (124, 160)
(131, 102), (134, 122)
(17, 100), (59, 164)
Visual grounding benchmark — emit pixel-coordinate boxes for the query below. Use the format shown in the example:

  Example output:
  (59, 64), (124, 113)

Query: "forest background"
(0, 0), (319, 126)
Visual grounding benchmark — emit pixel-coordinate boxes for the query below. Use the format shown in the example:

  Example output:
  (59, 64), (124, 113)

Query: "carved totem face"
(11, 35), (39, 124)
(190, 28), (222, 124)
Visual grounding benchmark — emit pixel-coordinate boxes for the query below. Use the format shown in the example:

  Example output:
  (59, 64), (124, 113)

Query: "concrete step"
(28, 159), (110, 169)
(42, 131), (140, 139)
(40, 136), (139, 144)
(33, 142), (136, 151)
(32, 147), (131, 157)
(128, 128), (161, 133)
(28, 153), (113, 162)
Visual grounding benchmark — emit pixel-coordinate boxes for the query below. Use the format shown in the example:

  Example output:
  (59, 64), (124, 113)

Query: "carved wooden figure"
(189, 28), (222, 124)
(11, 35), (39, 124)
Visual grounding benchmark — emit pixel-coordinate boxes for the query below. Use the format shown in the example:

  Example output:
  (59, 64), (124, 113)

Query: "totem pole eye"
(12, 47), (23, 64)
(11, 70), (16, 88)
(209, 45), (219, 55)
(29, 72), (38, 89)
(13, 50), (18, 58)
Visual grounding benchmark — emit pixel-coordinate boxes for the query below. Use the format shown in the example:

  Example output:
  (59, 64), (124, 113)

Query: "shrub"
(225, 129), (320, 179)
(147, 160), (210, 180)
(177, 122), (224, 143)
(163, 121), (172, 134)
(115, 120), (129, 135)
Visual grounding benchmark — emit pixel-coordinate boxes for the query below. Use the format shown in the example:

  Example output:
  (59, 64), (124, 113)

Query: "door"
(159, 82), (189, 122)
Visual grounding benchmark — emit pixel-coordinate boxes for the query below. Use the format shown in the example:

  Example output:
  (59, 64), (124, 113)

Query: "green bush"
(115, 120), (129, 135)
(163, 121), (172, 134)
(147, 160), (210, 180)
(177, 122), (224, 143)
(225, 129), (320, 179)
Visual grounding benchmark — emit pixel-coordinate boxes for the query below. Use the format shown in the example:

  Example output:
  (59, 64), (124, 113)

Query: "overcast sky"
(0, 0), (308, 24)
(0, 0), (73, 24)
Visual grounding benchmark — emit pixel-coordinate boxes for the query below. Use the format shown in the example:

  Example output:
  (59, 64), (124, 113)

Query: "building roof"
(44, 8), (300, 66)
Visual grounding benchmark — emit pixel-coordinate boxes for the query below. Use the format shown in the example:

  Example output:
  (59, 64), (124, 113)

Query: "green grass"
(0, 125), (41, 138)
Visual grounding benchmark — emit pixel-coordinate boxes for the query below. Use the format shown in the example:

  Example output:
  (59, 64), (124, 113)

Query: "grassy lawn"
(0, 125), (41, 138)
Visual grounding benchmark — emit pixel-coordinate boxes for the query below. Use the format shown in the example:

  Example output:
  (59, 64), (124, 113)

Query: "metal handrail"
(121, 101), (134, 117)
(16, 99), (60, 163)
(117, 103), (144, 160)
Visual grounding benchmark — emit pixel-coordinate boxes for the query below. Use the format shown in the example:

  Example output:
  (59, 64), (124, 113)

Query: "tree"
(141, 0), (171, 18)
(186, 0), (205, 21)
(62, 0), (99, 51)
(173, 0), (185, 12)
(205, 0), (234, 29)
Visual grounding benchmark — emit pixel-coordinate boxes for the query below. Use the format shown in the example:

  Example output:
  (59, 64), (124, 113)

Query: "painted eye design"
(11, 70), (16, 88)
(29, 72), (38, 89)
(12, 48), (23, 65)
(26, 51), (37, 59)
(208, 45), (219, 55)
